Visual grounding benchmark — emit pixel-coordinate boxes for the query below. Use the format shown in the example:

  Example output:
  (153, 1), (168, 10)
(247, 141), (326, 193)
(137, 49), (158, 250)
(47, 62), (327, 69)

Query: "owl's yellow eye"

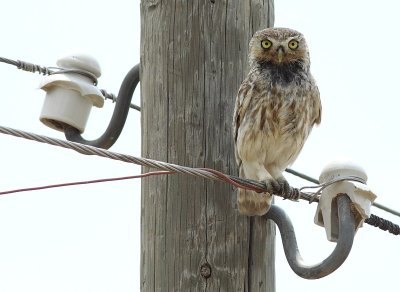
(288, 40), (299, 50)
(261, 39), (272, 49)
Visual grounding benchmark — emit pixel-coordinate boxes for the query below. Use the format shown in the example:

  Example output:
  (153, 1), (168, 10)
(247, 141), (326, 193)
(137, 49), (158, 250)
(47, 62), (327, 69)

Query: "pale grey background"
(0, 0), (398, 291)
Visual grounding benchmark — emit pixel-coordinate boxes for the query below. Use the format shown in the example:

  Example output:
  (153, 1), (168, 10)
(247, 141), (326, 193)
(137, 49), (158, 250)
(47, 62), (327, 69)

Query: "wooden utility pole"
(140, 1), (275, 291)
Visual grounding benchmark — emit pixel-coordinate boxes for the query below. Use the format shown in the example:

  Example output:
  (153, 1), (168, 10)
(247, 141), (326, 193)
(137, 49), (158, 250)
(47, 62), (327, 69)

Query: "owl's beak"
(276, 46), (285, 63)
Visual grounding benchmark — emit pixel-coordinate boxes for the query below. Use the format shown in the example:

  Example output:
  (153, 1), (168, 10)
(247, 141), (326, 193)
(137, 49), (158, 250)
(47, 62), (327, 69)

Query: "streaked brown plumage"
(233, 28), (321, 216)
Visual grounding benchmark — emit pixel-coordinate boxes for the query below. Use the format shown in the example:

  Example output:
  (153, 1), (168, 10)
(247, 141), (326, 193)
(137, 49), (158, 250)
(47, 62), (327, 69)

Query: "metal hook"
(265, 194), (356, 279)
(64, 63), (140, 149)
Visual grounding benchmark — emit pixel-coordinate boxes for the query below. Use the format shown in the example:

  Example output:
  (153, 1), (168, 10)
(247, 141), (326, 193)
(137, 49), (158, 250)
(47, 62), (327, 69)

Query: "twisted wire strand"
(365, 214), (400, 235)
(0, 125), (306, 200)
(0, 56), (140, 110)
(17, 60), (53, 75)
(0, 57), (49, 74)
(0, 124), (398, 235)
(0, 57), (98, 82)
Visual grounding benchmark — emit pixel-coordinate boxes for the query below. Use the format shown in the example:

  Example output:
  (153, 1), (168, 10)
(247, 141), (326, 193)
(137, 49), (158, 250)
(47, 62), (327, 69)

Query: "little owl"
(233, 27), (322, 216)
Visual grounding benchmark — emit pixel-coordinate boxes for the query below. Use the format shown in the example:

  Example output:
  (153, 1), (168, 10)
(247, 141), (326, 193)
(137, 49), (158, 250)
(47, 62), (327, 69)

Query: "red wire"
(0, 168), (264, 196)
(0, 171), (174, 196)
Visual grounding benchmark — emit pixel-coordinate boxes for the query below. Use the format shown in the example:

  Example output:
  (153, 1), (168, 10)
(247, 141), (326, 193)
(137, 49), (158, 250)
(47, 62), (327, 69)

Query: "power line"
(0, 56), (141, 111)
(0, 124), (398, 236)
(0, 125), (301, 199)
(285, 168), (319, 184)
(372, 202), (400, 218)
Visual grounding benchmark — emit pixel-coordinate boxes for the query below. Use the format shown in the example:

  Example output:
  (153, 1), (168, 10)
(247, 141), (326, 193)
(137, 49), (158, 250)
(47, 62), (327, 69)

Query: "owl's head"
(249, 27), (310, 69)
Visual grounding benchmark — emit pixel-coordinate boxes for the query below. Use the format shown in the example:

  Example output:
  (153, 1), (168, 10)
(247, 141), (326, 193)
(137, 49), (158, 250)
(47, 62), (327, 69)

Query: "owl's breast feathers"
(233, 68), (321, 166)
(259, 60), (307, 85)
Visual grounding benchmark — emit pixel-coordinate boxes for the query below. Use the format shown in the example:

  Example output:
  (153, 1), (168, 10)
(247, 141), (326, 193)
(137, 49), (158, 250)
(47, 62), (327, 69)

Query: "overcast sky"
(0, 0), (399, 291)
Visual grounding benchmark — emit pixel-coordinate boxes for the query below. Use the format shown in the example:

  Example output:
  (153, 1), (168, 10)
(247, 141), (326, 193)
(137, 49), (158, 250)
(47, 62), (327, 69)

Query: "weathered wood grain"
(141, 1), (275, 291)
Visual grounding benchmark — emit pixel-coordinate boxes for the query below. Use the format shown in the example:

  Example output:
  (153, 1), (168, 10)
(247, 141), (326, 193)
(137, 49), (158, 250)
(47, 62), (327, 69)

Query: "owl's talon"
(265, 178), (280, 194)
(276, 177), (291, 198)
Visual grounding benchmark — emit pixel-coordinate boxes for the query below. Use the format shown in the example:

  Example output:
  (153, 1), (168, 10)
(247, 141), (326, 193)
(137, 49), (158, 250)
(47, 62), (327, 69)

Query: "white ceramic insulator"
(39, 53), (104, 133)
(57, 53), (102, 78)
(314, 161), (377, 242)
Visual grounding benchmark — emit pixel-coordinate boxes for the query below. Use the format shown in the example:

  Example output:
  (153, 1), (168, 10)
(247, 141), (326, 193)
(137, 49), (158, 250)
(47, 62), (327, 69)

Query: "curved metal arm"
(265, 194), (356, 279)
(64, 63), (140, 149)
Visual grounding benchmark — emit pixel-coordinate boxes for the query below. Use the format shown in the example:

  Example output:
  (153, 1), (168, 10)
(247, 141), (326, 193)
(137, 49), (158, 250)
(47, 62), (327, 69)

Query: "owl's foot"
(275, 177), (300, 200)
(264, 178), (281, 194)
(276, 177), (291, 197)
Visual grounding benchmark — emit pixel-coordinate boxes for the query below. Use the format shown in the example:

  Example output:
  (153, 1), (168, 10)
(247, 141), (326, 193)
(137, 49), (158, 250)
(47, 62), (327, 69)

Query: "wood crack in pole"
(141, 0), (275, 291)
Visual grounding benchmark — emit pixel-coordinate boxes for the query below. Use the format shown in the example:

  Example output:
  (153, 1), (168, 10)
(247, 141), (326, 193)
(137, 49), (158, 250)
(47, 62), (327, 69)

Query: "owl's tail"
(237, 188), (272, 216)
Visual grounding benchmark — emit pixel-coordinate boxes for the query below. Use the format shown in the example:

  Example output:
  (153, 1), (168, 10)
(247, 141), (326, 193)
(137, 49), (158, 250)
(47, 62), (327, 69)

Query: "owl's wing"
(312, 85), (322, 125)
(233, 80), (252, 165)
(233, 81), (251, 141)
(232, 81), (250, 144)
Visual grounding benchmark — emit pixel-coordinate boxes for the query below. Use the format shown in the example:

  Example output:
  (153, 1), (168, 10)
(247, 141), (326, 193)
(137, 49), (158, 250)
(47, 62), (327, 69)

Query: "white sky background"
(0, 0), (399, 291)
